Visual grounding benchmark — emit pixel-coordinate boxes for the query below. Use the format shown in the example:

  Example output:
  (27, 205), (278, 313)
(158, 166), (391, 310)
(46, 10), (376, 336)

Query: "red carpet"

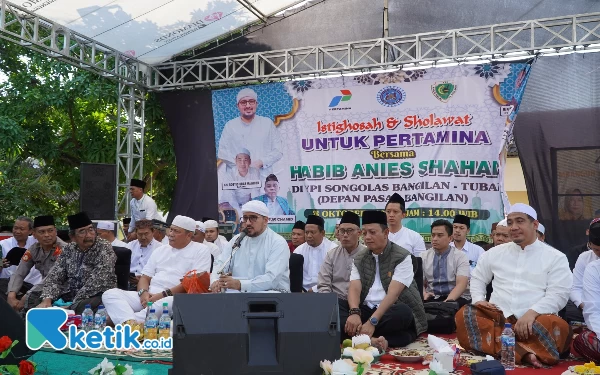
(363, 333), (583, 375)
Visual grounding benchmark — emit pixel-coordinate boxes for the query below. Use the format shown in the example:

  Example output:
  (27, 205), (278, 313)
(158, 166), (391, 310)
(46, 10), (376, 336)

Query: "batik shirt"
(41, 238), (116, 306)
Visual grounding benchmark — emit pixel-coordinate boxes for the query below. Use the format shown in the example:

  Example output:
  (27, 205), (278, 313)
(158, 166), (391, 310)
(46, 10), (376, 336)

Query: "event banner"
(212, 63), (532, 240)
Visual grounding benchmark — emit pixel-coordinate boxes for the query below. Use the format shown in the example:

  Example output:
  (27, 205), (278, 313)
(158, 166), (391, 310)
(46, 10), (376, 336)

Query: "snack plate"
(389, 349), (425, 363)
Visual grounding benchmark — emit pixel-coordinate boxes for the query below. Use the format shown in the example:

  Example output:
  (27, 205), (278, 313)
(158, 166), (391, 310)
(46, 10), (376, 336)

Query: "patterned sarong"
(455, 304), (572, 365)
(573, 329), (600, 362)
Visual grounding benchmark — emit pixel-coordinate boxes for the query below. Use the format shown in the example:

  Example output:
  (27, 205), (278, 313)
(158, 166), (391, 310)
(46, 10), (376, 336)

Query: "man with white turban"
(204, 219), (229, 253)
(491, 219), (510, 247)
(217, 88), (283, 179)
(102, 215), (212, 324)
(210, 201), (290, 293)
(192, 221), (221, 258)
(456, 203), (572, 368)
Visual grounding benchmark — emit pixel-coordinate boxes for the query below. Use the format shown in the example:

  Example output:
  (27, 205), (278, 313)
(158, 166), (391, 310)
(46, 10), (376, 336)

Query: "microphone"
(232, 228), (248, 250)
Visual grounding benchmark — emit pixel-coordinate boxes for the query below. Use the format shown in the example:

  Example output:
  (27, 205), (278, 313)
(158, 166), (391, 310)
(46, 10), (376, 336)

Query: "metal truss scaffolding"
(151, 12), (600, 90)
(115, 82), (146, 218)
(4, 0), (600, 216)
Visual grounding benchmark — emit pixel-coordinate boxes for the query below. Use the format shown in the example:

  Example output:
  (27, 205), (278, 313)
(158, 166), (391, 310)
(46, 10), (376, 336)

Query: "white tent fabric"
(22, 0), (304, 64)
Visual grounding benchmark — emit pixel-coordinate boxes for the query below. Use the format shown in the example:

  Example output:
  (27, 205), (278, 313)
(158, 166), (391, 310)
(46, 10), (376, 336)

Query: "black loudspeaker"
(80, 163), (117, 220)
(170, 293), (340, 375)
(0, 299), (35, 365)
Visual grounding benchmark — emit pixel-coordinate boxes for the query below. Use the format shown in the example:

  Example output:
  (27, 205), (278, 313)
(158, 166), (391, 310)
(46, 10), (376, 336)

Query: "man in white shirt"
(192, 221), (221, 258)
(217, 88), (282, 180)
(204, 219), (229, 253)
(568, 219), (600, 324)
(572, 258), (600, 362)
(153, 223), (169, 245)
(96, 221), (128, 248)
(126, 219), (161, 289)
(343, 210), (427, 347)
(127, 179), (162, 241)
(1, 217), (39, 297)
(456, 203), (572, 368)
(294, 215), (337, 292)
(451, 214), (485, 276)
(536, 223), (546, 242)
(210, 201), (290, 293)
(103, 215), (212, 325)
(385, 193), (426, 257)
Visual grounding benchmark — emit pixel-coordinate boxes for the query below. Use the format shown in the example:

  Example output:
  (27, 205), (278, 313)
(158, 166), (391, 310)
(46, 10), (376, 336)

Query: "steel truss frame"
(151, 12), (600, 90)
(4, 1), (600, 216)
(115, 83), (145, 218)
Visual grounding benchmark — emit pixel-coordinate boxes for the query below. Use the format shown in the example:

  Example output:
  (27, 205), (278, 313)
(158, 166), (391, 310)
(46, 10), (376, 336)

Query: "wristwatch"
(137, 289), (147, 297)
(369, 316), (379, 326)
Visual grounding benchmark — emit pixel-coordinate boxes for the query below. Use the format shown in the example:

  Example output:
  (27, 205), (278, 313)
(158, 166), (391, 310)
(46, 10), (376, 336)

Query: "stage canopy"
(21, 0), (308, 64)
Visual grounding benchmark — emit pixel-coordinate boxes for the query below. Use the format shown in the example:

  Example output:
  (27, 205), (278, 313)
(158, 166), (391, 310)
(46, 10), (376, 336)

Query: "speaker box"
(0, 299), (35, 365)
(80, 163), (117, 220)
(170, 293), (340, 375)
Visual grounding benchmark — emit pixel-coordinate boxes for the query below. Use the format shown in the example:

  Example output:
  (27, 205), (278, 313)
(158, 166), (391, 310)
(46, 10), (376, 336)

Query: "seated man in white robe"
(294, 215), (337, 292)
(103, 215), (212, 325)
(569, 218), (600, 324)
(572, 257), (600, 362)
(457, 203), (572, 368)
(210, 201), (290, 293)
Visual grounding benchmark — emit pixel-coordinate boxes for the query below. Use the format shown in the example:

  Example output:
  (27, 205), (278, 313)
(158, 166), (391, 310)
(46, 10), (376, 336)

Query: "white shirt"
(470, 240), (572, 319)
(388, 226), (426, 257)
(161, 237), (169, 245)
(293, 237), (337, 292)
(127, 239), (161, 275)
(111, 238), (129, 248)
(350, 254), (414, 309)
(267, 199), (285, 216)
(212, 235), (229, 254)
(570, 248), (599, 308)
(219, 166), (261, 210)
(0, 236), (40, 284)
(582, 259), (600, 335)
(128, 194), (161, 233)
(142, 241), (212, 293)
(203, 240), (221, 259)
(211, 228), (290, 292)
(451, 240), (485, 276)
(217, 115), (283, 179)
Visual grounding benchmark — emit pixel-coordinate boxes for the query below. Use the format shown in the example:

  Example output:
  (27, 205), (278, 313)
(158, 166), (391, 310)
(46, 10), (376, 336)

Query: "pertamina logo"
(328, 90), (352, 110)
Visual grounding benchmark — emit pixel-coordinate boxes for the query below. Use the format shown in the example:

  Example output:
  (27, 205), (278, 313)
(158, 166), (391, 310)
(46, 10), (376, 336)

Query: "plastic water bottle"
(158, 305), (171, 340)
(94, 305), (107, 331)
(144, 307), (158, 340)
(145, 301), (153, 319)
(501, 323), (516, 370)
(81, 304), (94, 332)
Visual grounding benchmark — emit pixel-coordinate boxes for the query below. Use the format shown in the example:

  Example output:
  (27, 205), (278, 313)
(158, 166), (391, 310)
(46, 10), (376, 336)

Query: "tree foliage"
(0, 40), (176, 226)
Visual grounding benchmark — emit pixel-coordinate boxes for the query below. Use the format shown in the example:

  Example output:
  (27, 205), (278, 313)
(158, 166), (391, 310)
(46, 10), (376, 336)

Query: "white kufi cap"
(241, 200), (269, 217)
(497, 219), (508, 227)
(195, 221), (205, 233)
(236, 88), (257, 103)
(508, 203), (537, 220)
(97, 221), (115, 231)
(537, 223), (545, 235)
(171, 215), (196, 232)
(237, 148), (251, 158)
(204, 220), (219, 229)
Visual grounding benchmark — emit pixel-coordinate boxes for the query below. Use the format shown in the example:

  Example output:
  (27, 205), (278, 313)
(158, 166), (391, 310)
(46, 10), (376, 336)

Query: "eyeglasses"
(239, 100), (257, 106)
(242, 215), (260, 223)
(338, 228), (357, 235)
(75, 227), (96, 236)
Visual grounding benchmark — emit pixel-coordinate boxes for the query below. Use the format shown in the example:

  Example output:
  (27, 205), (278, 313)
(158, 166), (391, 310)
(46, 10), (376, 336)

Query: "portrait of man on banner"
(217, 88), (283, 180)
(219, 148), (262, 213)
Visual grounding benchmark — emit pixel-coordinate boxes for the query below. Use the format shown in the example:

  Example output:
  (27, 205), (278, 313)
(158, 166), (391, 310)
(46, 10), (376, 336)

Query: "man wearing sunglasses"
(210, 200), (290, 293)
(217, 88), (283, 180)
(37, 212), (117, 314)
